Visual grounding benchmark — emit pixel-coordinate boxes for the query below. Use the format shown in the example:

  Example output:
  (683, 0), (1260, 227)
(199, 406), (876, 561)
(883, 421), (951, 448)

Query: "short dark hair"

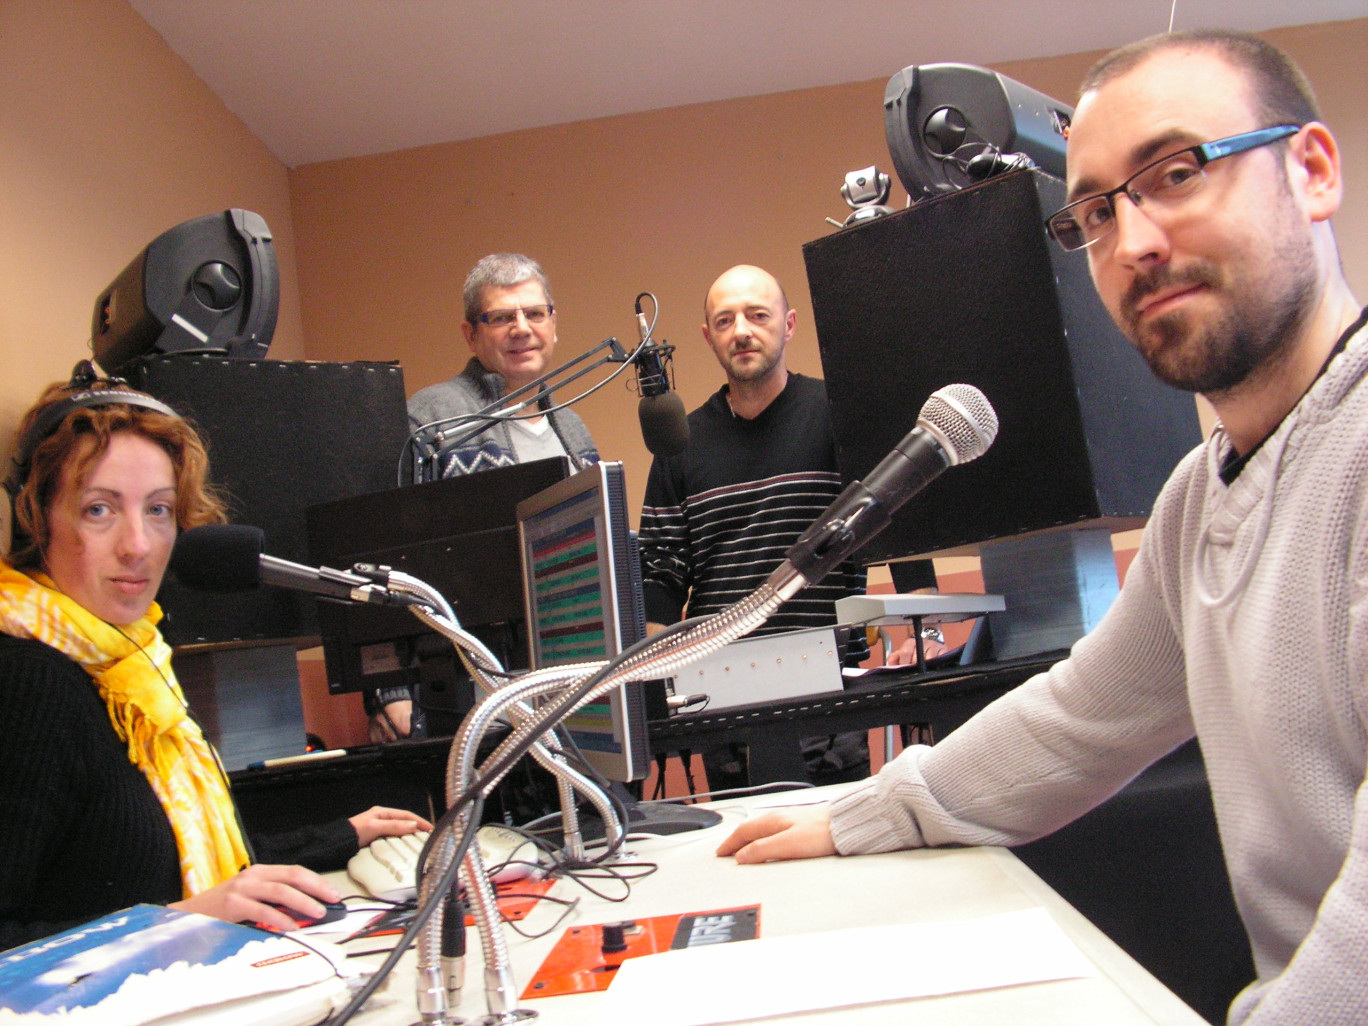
(462, 253), (553, 325)
(8, 380), (226, 571)
(1080, 30), (1321, 127)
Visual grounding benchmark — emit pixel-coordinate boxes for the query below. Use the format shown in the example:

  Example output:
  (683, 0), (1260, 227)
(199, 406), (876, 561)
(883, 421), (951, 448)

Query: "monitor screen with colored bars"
(516, 462), (650, 783)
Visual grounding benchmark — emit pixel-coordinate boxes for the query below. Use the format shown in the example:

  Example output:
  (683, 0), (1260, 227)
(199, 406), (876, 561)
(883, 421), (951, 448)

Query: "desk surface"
(336, 788), (1204, 1026)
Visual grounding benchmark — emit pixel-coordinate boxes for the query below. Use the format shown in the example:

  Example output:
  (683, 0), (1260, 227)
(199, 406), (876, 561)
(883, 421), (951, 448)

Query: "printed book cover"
(0, 904), (350, 1026)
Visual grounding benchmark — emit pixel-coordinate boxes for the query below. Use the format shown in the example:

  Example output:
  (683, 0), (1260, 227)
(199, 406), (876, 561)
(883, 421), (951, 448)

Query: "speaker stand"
(980, 528), (1120, 661)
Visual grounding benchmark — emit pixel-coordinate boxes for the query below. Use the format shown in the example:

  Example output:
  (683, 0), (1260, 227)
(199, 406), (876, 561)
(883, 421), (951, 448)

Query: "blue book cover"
(0, 904), (347, 1025)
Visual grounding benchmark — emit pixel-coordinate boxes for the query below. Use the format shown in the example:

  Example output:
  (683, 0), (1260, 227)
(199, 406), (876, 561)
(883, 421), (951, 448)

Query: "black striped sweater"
(638, 373), (866, 657)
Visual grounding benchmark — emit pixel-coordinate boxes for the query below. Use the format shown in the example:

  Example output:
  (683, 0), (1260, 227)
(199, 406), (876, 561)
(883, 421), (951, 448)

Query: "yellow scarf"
(0, 559), (249, 897)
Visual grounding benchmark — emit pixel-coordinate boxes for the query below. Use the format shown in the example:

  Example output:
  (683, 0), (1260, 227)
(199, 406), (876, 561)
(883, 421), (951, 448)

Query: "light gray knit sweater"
(830, 314), (1368, 1025)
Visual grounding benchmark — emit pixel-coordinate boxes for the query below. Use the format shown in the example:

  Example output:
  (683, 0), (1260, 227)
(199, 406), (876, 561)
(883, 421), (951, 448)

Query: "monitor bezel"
(516, 461), (649, 783)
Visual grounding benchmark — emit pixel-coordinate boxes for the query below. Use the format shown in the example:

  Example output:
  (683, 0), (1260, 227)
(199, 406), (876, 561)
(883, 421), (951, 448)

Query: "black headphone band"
(7, 379), (180, 497)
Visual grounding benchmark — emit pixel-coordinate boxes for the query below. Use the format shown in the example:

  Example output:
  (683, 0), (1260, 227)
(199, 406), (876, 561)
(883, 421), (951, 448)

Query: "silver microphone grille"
(918, 384), (998, 465)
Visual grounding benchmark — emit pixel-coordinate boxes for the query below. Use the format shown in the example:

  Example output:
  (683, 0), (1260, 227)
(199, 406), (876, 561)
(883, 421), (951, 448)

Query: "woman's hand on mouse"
(170, 863), (340, 932)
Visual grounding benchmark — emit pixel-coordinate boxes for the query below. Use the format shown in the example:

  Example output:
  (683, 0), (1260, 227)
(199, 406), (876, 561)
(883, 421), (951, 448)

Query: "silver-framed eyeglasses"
(1045, 124), (1302, 252)
(478, 303), (554, 327)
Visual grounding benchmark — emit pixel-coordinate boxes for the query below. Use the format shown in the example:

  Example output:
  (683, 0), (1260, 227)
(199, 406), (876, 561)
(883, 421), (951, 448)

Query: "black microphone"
(170, 524), (426, 607)
(773, 384), (998, 588)
(634, 297), (690, 457)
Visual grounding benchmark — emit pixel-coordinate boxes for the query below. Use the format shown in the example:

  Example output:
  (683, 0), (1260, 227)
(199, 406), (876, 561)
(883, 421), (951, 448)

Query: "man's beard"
(1120, 250), (1317, 396)
(728, 346), (781, 383)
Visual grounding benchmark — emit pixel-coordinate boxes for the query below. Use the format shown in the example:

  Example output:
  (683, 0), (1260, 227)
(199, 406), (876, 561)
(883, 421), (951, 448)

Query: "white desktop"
(334, 786), (1204, 1026)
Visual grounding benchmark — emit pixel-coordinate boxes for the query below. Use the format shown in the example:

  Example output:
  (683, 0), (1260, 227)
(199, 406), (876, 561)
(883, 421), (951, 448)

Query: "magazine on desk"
(0, 904), (352, 1026)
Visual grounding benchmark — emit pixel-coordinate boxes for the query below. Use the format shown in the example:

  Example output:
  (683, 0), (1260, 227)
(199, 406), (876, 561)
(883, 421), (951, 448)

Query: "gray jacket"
(405, 357), (599, 481)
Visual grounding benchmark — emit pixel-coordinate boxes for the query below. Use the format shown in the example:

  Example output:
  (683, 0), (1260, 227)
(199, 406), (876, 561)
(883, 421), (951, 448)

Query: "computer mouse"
(255, 900), (349, 930)
(298, 900), (349, 927)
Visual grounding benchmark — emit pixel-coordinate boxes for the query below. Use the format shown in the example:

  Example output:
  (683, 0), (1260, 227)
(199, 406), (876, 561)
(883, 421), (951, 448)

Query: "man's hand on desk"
(886, 633), (950, 666)
(715, 806), (837, 864)
(348, 806), (433, 847)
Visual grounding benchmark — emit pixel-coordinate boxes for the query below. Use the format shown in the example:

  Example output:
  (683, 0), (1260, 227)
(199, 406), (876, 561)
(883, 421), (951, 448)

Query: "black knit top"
(0, 634), (356, 951)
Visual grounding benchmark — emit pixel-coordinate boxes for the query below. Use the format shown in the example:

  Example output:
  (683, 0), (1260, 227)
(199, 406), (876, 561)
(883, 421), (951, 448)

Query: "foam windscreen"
(171, 524), (266, 592)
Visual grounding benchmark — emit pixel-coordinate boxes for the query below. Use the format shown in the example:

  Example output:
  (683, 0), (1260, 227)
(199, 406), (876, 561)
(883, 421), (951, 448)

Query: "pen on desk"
(245, 748), (348, 770)
(442, 891), (467, 1004)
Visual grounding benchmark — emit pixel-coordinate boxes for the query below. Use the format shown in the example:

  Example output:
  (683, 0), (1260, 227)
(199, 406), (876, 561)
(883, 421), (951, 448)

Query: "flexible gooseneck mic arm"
(321, 384), (998, 1026)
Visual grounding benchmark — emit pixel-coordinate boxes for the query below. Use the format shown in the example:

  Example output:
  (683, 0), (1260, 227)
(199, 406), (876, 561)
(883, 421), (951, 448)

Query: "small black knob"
(601, 922), (629, 955)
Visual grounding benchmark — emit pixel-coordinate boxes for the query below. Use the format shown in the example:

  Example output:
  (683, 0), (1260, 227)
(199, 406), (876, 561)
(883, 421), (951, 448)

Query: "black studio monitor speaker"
(804, 168), (1203, 563)
(884, 64), (1072, 200)
(133, 355), (409, 646)
(305, 457), (573, 698)
(93, 210), (279, 375)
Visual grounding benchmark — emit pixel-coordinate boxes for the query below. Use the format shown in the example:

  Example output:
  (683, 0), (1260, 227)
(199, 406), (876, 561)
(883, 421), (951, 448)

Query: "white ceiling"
(130, 0), (1367, 167)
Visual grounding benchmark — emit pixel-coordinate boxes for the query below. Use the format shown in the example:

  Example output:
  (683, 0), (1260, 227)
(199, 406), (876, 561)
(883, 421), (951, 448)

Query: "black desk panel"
(649, 654), (1057, 782)
(230, 658), (1052, 830)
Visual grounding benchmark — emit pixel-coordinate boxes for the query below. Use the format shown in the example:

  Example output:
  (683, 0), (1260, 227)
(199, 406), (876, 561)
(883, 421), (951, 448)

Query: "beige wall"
(3, 9), (1362, 514)
(290, 18), (1368, 526)
(288, 77), (904, 501)
(0, 0), (306, 480)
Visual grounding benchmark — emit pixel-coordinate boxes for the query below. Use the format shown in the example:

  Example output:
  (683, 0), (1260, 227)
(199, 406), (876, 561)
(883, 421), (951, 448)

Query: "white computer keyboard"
(347, 826), (541, 902)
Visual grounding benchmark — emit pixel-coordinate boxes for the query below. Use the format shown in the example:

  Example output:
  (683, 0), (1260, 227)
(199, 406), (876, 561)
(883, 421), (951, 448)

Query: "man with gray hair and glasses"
(720, 30), (1364, 1025)
(407, 252), (599, 479)
(375, 254), (600, 740)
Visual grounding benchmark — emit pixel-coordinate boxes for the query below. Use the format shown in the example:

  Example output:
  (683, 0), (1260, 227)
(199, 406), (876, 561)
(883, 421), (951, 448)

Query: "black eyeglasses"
(1044, 124), (1301, 252)
(477, 304), (554, 328)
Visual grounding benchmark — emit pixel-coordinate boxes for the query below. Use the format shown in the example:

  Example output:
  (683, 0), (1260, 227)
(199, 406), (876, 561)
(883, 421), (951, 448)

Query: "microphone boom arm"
(408, 336), (634, 482)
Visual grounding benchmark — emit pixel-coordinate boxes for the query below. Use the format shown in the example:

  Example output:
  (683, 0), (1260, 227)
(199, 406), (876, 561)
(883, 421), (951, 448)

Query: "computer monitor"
(516, 463), (720, 837)
(306, 457), (572, 725)
(516, 462), (650, 783)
